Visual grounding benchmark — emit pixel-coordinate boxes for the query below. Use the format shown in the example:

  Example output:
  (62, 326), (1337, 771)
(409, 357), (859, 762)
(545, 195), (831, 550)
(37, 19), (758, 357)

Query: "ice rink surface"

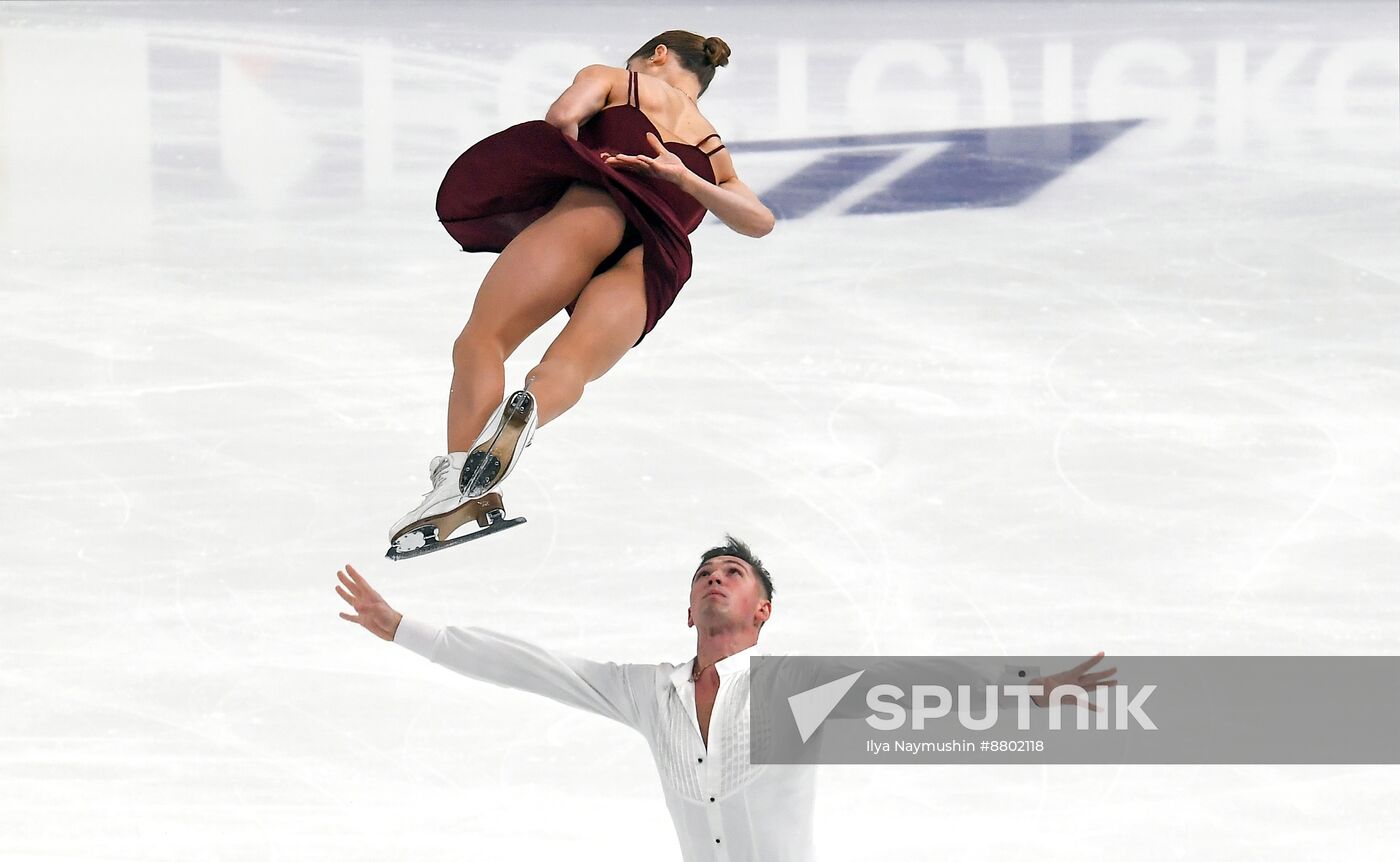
(2, 0), (1397, 858)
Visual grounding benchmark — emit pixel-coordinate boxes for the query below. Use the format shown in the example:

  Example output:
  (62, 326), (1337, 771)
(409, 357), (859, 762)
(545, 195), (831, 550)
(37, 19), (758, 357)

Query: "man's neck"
(694, 627), (759, 673)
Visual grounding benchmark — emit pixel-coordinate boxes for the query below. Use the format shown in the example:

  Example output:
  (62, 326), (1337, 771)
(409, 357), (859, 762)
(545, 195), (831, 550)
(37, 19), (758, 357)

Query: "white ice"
(1, 1), (1398, 859)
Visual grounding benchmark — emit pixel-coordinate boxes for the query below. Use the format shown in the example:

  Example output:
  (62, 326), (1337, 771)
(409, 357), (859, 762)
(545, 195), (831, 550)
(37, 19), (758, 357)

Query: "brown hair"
(627, 30), (731, 97)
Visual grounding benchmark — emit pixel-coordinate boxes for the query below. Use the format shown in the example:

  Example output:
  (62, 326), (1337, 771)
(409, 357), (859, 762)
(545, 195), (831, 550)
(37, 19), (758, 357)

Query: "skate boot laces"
(419, 455), (454, 499)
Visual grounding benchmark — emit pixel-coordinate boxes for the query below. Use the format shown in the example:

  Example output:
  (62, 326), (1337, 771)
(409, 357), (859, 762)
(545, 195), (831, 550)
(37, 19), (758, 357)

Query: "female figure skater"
(388, 31), (775, 558)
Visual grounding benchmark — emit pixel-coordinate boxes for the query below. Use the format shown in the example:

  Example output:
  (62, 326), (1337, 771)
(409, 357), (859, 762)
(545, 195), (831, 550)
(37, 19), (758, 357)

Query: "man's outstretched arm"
(335, 564), (645, 729)
(817, 653), (1118, 720)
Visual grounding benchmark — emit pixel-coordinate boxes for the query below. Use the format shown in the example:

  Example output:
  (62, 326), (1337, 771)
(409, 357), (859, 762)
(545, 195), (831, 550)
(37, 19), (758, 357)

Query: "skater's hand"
(601, 132), (690, 186)
(1028, 652), (1118, 711)
(335, 564), (403, 642)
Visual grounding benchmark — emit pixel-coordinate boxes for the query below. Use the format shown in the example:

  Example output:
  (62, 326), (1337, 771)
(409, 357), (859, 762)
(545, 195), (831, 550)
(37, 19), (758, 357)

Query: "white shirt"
(392, 618), (1014, 861)
(393, 617), (815, 861)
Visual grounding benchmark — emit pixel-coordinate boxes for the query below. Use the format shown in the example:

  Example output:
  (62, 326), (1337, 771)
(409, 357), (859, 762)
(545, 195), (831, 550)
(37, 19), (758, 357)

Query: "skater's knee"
(453, 328), (508, 367)
(526, 356), (586, 394)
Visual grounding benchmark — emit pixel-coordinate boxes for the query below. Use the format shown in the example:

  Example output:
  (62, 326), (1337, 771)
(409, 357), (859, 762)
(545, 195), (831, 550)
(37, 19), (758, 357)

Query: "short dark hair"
(698, 534), (773, 601)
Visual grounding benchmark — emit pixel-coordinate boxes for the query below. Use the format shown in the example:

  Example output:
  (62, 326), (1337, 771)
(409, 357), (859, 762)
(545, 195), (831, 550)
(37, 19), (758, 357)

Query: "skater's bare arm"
(336, 564), (403, 642)
(604, 137), (774, 237)
(681, 171), (774, 237)
(544, 64), (614, 140)
(687, 146), (775, 237)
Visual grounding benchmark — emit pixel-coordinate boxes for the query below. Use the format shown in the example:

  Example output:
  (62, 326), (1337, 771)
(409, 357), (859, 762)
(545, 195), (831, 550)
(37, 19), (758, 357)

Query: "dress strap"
(697, 133), (725, 157)
(627, 70), (638, 107)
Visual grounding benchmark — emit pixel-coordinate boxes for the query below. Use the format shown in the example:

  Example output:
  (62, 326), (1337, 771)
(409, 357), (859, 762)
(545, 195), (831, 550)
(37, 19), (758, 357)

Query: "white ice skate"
(385, 390), (538, 561)
(457, 389), (538, 499)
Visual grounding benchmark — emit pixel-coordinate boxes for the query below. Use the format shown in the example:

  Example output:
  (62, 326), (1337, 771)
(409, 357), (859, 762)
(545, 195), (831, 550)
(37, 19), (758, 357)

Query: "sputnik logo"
(787, 671), (866, 743)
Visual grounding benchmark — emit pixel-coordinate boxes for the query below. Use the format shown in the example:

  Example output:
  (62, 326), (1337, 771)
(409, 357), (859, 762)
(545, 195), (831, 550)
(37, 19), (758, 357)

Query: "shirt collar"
(714, 644), (760, 677)
(670, 643), (761, 690)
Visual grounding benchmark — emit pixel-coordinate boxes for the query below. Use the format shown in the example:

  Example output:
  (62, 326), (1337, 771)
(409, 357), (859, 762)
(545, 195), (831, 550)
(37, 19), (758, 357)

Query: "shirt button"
(710, 797), (716, 802)
(697, 757), (704, 763)
(715, 839), (721, 844)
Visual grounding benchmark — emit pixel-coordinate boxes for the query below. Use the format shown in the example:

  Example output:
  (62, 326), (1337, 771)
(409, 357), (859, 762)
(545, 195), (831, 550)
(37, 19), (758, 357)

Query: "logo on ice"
(788, 670), (1157, 743)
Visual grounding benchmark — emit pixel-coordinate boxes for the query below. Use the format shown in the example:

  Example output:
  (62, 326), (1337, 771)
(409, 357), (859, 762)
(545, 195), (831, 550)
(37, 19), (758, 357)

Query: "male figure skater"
(335, 538), (1114, 861)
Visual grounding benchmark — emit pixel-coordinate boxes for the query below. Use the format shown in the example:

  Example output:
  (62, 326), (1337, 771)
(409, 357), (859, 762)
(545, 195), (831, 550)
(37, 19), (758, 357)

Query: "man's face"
(687, 555), (771, 630)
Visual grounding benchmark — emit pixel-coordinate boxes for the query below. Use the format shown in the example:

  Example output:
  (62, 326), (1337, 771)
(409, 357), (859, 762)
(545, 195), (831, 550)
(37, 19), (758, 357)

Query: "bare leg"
(448, 182), (626, 450)
(524, 244), (647, 427)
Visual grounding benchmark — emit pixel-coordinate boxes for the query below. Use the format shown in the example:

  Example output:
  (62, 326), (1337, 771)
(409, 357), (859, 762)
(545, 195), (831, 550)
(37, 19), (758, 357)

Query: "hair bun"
(702, 36), (731, 68)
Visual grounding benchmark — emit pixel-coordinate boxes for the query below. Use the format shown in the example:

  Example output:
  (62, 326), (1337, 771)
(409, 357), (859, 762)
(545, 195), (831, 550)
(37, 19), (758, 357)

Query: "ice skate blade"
(385, 514), (526, 561)
(386, 493), (525, 562)
(391, 489), (499, 545)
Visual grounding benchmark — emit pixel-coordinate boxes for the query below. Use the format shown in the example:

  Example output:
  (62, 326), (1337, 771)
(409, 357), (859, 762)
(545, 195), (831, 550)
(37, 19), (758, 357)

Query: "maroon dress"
(436, 70), (727, 345)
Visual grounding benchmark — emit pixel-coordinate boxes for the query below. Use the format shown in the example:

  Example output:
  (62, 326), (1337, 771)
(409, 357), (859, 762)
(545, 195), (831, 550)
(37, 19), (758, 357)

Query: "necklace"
(690, 649), (740, 683)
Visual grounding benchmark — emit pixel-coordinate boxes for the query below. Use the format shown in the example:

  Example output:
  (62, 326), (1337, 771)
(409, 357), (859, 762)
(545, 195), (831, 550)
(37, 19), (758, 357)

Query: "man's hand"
(335, 563), (403, 642)
(1030, 652), (1118, 711)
